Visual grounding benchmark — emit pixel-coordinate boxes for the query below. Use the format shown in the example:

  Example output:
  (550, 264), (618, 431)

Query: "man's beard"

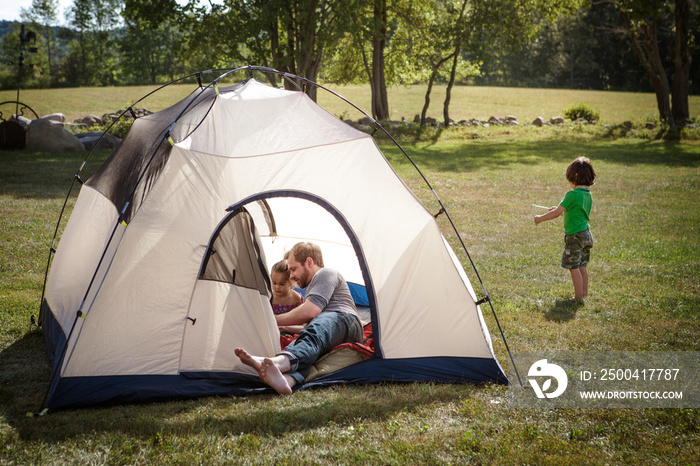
(297, 269), (311, 288)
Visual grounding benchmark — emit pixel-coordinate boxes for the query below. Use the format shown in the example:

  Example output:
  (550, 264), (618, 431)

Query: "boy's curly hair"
(566, 157), (596, 186)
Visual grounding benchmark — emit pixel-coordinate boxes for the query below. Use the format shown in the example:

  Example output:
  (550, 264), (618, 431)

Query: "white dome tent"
(38, 67), (516, 411)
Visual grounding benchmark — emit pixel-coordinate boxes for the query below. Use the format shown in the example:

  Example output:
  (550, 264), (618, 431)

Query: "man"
(235, 242), (363, 394)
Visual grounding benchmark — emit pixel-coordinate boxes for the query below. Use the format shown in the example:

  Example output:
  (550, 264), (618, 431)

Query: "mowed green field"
(0, 82), (698, 464)
(2, 78), (698, 125)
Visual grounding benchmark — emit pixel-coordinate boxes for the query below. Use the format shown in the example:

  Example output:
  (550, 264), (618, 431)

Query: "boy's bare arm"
(534, 205), (565, 225)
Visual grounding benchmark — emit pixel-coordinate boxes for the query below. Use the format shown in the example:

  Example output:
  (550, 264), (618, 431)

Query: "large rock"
(532, 116), (545, 127)
(75, 131), (122, 151)
(16, 116), (32, 127)
(74, 114), (105, 127)
(43, 113), (66, 123)
(25, 118), (85, 151)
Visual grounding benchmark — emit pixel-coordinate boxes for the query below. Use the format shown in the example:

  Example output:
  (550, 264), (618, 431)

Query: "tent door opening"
(179, 191), (378, 374)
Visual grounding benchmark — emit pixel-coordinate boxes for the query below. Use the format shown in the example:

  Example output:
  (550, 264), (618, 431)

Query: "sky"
(0, 0), (213, 25)
(0, 0), (75, 25)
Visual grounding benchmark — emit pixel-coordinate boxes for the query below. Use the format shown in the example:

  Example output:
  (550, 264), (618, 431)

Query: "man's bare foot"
(234, 348), (265, 371)
(260, 358), (293, 395)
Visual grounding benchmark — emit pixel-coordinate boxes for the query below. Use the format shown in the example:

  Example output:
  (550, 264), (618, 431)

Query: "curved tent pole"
(40, 67), (521, 406)
(229, 66), (523, 386)
(38, 73), (233, 412)
(37, 68), (240, 325)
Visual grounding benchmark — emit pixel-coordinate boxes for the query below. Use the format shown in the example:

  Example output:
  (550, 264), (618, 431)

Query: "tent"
(39, 69), (509, 411)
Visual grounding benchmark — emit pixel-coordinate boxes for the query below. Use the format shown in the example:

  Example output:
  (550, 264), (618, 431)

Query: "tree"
(442, 0), (469, 127)
(471, 3), (668, 92)
(601, 0), (695, 128)
(0, 23), (50, 90)
(369, 0), (390, 121)
(323, 0), (413, 121)
(125, 0), (351, 101)
(20, 0), (58, 80)
(671, 0), (690, 124)
(442, 0), (582, 126)
(66, 0), (122, 86)
(119, 20), (184, 84)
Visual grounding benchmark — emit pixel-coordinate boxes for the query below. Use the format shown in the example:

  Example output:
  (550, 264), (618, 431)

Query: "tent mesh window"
(200, 207), (271, 298)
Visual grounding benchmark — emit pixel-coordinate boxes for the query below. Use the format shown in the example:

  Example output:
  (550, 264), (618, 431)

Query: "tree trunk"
(421, 71), (436, 127)
(295, 0), (322, 101)
(642, 21), (675, 129)
(370, 0), (389, 121)
(443, 0), (468, 127)
(618, 9), (675, 129)
(443, 48), (459, 127)
(268, 14), (281, 88)
(44, 26), (53, 79)
(671, 0), (690, 124)
(421, 55), (453, 126)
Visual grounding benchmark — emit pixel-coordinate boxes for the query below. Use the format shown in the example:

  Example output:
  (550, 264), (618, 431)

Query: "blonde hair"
(287, 242), (324, 267)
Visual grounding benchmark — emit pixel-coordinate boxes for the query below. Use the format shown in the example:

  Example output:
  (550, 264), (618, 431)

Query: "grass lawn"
(0, 87), (699, 463)
(2, 79), (699, 125)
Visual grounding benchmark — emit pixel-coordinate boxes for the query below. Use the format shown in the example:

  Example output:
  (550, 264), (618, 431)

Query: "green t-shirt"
(560, 188), (592, 235)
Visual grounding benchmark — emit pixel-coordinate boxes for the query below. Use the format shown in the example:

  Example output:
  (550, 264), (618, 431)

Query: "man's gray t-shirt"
(305, 268), (359, 321)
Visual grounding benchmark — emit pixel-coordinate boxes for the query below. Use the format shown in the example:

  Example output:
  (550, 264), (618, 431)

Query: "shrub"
(564, 103), (600, 122)
(87, 118), (134, 139)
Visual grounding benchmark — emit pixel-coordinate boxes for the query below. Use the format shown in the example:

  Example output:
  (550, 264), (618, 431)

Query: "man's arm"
(534, 205), (565, 225)
(275, 300), (322, 326)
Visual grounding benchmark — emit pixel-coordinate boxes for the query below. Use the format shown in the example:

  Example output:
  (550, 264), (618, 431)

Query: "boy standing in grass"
(535, 157), (596, 301)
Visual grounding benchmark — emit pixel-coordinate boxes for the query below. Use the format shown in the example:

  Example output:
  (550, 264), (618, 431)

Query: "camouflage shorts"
(561, 228), (593, 269)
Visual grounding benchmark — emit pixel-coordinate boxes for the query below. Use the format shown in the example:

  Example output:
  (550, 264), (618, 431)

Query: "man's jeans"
(280, 311), (363, 385)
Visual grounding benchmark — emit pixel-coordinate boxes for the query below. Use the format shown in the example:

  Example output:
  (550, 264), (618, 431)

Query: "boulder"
(25, 118), (84, 151)
(43, 113), (66, 123)
(550, 116), (564, 125)
(75, 131), (122, 151)
(623, 121), (634, 129)
(101, 113), (120, 123)
(532, 116), (545, 127)
(16, 116), (32, 127)
(74, 114), (105, 127)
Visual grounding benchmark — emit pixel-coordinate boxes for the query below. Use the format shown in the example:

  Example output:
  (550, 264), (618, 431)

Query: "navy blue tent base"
(47, 357), (507, 410)
(304, 357), (508, 388)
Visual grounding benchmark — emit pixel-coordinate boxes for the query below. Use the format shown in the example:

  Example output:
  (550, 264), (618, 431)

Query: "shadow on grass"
(0, 150), (109, 200)
(0, 330), (479, 443)
(0, 330), (51, 420)
(381, 139), (700, 174)
(543, 298), (584, 323)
